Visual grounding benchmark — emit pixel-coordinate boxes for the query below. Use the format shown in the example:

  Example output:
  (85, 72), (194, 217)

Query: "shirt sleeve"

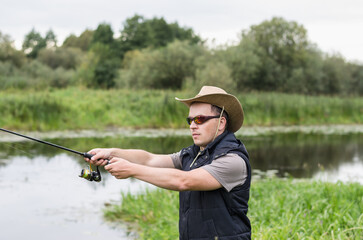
(169, 151), (182, 169)
(202, 153), (247, 192)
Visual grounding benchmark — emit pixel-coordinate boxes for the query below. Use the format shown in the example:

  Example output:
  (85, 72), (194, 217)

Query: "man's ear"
(219, 117), (227, 131)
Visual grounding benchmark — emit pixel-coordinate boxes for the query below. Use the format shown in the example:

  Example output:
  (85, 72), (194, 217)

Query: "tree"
(91, 23), (114, 45)
(117, 14), (202, 58)
(81, 43), (119, 89)
(147, 17), (173, 47)
(37, 47), (83, 69)
(222, 38), (262, 91)
(0, 31), (26, 67)
(245, 17), (309, 68)
(63, 29), (93, 51)
(321, 54), (352, 94)
(118, 14), (151, 55)
(194, 61), (236, 92)
(117, 40), (206, 89)
(241, 17), (312, 91)
(22, 28), (46, 58)
(45, 29), (57, 48)
(347, 63), (363, 95)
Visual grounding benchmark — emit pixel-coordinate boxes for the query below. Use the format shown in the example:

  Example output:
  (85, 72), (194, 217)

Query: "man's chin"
(193, 141), (206, 149)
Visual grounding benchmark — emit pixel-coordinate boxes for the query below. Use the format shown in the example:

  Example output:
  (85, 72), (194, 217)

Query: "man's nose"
(190, 120), (198, 129)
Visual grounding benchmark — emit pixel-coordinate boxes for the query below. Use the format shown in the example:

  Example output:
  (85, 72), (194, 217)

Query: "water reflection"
(243, 133), (363, 183)
(1, 132), (362, 181)
(0, 131), (362, 239)
(0, 152), (153, 240)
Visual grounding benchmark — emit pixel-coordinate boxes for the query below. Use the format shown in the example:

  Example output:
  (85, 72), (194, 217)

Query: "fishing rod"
(0, 127), (103, 182)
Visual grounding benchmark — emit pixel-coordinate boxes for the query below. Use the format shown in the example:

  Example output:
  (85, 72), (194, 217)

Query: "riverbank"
(104, 178), (363, 240)
(1, 88), (362, 131)
(1, 124), (362, 142)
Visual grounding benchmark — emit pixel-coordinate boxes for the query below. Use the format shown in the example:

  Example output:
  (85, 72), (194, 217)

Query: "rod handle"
(83, 152), (94, 159)
(83, 152), (110, 165)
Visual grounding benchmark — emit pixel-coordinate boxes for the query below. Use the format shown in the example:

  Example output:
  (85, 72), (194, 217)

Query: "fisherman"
(86, 86), (251, 239)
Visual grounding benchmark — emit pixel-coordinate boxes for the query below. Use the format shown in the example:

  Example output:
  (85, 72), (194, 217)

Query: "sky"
(1, 0), (363, 63)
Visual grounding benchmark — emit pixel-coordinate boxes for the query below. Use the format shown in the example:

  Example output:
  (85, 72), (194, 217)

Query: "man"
(86, 86), (251, 239)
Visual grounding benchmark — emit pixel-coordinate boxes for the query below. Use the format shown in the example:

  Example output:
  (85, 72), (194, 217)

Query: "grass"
(0, 88), (362, 131)
(104, 179), (363, 239)
(104, 188), (179, 240)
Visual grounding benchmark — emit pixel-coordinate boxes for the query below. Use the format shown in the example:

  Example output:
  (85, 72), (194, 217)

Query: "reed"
(103, 179), (363, 239)
(0, 88), (362, 131)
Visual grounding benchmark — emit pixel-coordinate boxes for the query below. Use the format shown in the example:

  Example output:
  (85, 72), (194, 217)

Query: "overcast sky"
(1, 0), (362, 63)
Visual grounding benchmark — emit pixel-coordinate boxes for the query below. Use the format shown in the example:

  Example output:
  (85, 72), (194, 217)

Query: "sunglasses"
(186, 115), (220, 125)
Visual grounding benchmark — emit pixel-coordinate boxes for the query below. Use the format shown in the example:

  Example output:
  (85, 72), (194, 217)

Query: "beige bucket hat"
(175, 86), (244, 132)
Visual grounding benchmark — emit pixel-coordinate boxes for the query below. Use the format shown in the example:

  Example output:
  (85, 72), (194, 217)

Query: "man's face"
(188, 102), (221, 148)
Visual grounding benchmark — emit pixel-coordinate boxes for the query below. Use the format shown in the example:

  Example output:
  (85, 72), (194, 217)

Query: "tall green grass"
(104, 179), (363, 239)
(0, 88), (362, 131)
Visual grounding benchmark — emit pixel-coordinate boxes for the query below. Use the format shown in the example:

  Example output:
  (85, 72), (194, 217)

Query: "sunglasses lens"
(194, 116), (205, 124)
(187, 115), (217, 125)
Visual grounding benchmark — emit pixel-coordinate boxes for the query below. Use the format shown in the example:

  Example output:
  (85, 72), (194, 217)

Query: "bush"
(37, 47), (83, 69)
(194, 61), (236, 92)
(116, 40), (207, 89)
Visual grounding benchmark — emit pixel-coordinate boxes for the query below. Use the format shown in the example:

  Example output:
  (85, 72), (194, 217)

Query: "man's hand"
(105, 157), (134, 179)
(84, 148), (113, 166)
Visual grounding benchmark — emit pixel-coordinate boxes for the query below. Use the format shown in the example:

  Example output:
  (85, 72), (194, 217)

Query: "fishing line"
(0, 141), (36, 159)
(0, 128), (104, 182)
(0, 128), (93, 159)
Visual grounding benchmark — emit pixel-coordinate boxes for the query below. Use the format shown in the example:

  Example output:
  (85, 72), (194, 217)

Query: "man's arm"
(105, 157), (222, 191)
(86, 148), (174, 168)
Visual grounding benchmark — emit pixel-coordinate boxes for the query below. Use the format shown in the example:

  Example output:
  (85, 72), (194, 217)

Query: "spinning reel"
(79, 164), (102, 182)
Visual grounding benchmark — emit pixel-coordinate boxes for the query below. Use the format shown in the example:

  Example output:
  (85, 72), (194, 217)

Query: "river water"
(0, 126), (362, 239)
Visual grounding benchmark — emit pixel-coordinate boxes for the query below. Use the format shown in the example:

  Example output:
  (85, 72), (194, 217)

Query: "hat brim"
(175, 93), (244, 132)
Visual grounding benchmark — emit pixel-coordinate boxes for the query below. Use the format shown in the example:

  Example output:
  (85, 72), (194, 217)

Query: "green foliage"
(246, 17), (309, 68)
(1, 16), (363, 95)
(1, 88), (362, 131)
(194, 60), (236, 91)
(91, 23), (115, 46)
(0, 60), (75, 90)
(118, 14), (202, 58)
(0, 32), (27, 67)
(37, 47), (83, 69)
(62, 29), (94, 51)
(321, 54), (355, 95)
(117, 41), (206, 89)
(222, 38), (262, 91)
(74, 50), (98, 87)
(0, 92), (73, 130)
(22, 28), (57, 58)
(103, 179), (363, 239)
(104, 188), (179, 240)
(0, 61), (28, 89)
(82, 43), (120, 89)
(93, 58), (118, 88)
(44, 29), (57, 48)
(240, 17), (311, 91)
(249, 179), (363, 239)
(347, 62), (363, 95)
(241, 92), (363, 126)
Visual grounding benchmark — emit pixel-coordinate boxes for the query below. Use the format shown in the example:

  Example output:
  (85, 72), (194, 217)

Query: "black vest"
(179, 131), (251, 240)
